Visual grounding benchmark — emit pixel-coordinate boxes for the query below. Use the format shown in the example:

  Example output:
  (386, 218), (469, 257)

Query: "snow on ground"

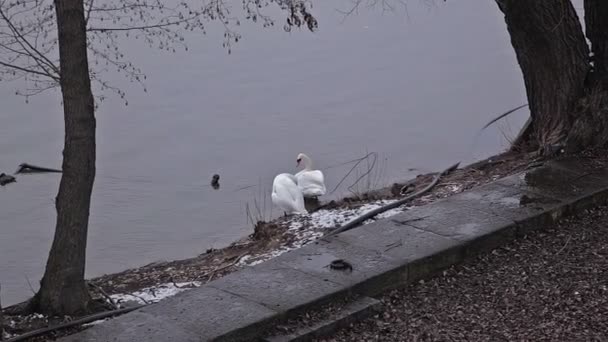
(238, 199), (407, 267)
(102, 195), (453, 308)
(110, 281), (201, 305)
(107, 199), (421, 306)
(82, 319), (108, 327)
(308, 200), (401, 228)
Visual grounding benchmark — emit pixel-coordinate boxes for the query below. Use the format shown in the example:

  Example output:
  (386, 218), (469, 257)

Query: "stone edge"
(213, 166), (608, 341)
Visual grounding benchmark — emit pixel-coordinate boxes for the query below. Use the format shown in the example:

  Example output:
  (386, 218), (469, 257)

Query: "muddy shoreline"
(2, 150), (539, 340)
(89, 151), (534, 296)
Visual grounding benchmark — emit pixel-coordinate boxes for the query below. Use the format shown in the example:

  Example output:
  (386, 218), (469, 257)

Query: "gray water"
(0, 0), (529, 305)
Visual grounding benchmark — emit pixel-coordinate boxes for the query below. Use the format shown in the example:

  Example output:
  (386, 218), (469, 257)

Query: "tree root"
(2, 299), (33, 316)
(324, 162), (460, 237)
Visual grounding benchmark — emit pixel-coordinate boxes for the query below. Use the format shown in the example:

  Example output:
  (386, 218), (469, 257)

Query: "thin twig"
(322, 151), (375, 171)
(203, 252), (248, 283)
(85, 0), (94, 25)
(87, 282), (117, 309)
(117, 292), (150, 305)
(0, 60), (55, 79)
(347, 151), (378, 195)
(23, 275), (35, 295)
(169, 277), (184, 289)
(390, 216), (429, 226)
(324, 162), (460, 237)
(479, 104), (528, 132)
(329, 152), (377, 195)
(384, 240), (403, 252)
(555, 236), (572, 256)
(0, 7), (59, 75)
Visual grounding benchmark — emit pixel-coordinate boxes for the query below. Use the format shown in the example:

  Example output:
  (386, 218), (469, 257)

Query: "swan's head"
(296, 153), (313, 169)
(296, 153), (307, 167)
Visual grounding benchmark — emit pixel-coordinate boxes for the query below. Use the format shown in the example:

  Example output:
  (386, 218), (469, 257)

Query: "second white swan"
(295, 153), (326, 198)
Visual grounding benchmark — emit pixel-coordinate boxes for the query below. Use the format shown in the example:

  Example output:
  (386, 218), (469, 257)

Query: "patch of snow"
(240, 245), (295, 266)
(82, 319), (107, 327)
(110, 281), (201, 304)
(289, 220), (303, 230)
(236, 254), (253, 267)
(308, 199), (402, 228)
(375, 207), (403, 219)
(448, 184), (463, 193)
(238, 200), (408, 267)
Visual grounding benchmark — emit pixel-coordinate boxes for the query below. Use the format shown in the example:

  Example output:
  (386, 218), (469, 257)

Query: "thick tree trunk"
(0, 285), (3, 339)
(496, 0), (590, 151)
(34, 0), (95, 316)
(585, 0), (608, 86)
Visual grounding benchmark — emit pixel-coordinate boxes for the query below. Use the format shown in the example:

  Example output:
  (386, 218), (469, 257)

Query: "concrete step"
(262, 296), (381, 342)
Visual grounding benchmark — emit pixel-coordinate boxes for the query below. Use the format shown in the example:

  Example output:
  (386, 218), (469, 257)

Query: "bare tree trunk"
(0, 284), (4, 340)
(495, 0), (590, 151)
(585, 0), (608, 86)
(34, 0), (95, 316)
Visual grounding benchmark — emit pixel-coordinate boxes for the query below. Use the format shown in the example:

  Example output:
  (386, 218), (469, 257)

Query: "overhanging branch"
(0, 59), (58, 80)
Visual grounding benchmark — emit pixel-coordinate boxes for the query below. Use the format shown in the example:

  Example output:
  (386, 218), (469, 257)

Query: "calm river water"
(0, 0), (530, 304)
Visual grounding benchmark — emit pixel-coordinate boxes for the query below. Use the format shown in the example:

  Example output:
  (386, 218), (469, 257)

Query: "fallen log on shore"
(15, 163), (61, 174)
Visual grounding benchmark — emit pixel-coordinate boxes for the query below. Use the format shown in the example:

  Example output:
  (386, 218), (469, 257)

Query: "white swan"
(271, 173), (308, 215)
(295, 153), (327, 198)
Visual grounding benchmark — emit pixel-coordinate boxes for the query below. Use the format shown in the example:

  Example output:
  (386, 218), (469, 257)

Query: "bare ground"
(323, 206), (608, 342)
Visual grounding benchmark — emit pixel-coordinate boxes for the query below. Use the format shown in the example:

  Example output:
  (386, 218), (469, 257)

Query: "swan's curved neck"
(301, 154), (313, 170)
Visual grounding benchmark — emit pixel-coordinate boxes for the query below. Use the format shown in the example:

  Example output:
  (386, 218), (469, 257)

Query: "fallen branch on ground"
(87, 282), (117, 309)
(5, 304), (146, 342)
(324, 162), (460, 237)
(116, 291), (150, 305)
(15, 163), (62, 174)
(204, 252), (248, 283)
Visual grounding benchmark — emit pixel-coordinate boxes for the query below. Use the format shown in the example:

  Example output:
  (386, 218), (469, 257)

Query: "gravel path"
(323, 207), (608, 342)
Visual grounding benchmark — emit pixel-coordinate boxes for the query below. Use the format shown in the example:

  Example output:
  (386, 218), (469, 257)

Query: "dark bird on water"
(0, 173), (16, 186)
(211, 174), (220, 190)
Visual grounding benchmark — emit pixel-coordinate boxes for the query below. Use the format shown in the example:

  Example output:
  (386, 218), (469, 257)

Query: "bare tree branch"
(0, 59), (55, 78)
(0, 0), (317, 103)
(0, 5), (59, 75)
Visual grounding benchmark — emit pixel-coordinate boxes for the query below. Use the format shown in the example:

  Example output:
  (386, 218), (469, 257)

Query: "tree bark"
(585, 0), (608, 86)
(0, 284), (4, 340)
(34, 0), (95, 316)
(495, 0), (590, 150)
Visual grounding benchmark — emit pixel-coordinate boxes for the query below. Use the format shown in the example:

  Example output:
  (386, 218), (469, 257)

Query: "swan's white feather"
(295, 169), (326, 197)
(272, 173), (308, 215)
